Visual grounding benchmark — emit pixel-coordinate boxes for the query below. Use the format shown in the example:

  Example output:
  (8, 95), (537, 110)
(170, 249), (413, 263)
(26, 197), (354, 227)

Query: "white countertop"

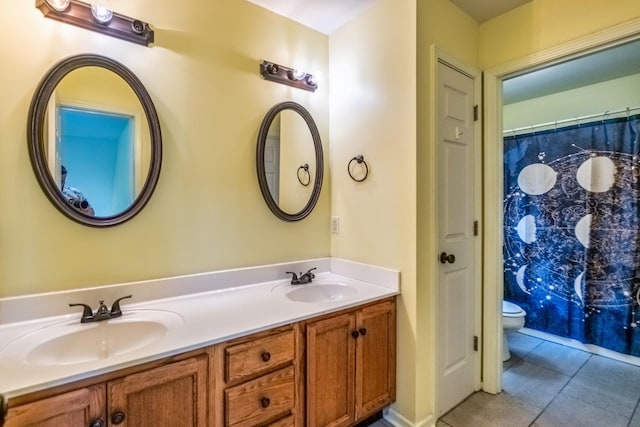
(0, 258), (399, 399)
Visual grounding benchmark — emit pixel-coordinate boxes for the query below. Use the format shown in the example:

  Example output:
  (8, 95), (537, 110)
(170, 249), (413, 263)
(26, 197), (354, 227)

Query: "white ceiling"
(245, 0), (378, 35)
(245, 0), (640, 103)
(246, 0), (531, 35)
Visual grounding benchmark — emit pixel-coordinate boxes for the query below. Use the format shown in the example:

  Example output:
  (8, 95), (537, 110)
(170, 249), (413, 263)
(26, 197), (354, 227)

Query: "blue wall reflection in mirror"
(59, 106), (134, 217)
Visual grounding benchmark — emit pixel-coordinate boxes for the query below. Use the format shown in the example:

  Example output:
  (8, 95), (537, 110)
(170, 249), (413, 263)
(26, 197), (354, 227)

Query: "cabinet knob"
(261, 351), (271, 362)
(359, 328), (367, 336)
(351, 330), (359, 339)
(111, 411), (126, 425)
(89, 419), (105, 427)
(261, 397), (271, 408)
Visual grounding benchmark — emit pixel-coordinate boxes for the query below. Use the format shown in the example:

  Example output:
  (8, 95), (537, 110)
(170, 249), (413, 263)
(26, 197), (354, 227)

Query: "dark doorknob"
(440, 252), (455, 264)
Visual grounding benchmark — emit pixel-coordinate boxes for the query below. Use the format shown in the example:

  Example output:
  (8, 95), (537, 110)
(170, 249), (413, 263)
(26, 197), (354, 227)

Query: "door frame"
(482, 18), (640, 394)
(431, 45), (483, 415)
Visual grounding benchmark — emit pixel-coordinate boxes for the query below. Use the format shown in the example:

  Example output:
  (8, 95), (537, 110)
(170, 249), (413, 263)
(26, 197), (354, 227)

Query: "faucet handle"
(285, 271), (299, 280)
(305, 267), (317, 277)
(69, 302), (94, 320)
(110, 295), (133, 316)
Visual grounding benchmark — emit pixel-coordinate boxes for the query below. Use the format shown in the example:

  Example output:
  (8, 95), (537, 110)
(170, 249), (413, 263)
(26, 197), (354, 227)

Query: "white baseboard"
(384, 407), (436, 427)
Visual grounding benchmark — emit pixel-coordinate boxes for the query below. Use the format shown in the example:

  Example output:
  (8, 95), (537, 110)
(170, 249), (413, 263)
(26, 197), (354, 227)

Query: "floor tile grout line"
(525, 352), (593, 426)
(628, 396), (640, 427)
(442, 332), (640, 427)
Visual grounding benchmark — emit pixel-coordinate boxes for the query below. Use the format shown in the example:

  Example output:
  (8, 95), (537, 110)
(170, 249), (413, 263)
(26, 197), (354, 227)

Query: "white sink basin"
(0, 310), (183, 366)
(283, 283), (357, 303)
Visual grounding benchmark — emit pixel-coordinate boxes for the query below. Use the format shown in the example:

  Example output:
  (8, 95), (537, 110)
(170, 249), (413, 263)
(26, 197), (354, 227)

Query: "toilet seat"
(503, 300), (525, 317)
(502, 300), (526, 361)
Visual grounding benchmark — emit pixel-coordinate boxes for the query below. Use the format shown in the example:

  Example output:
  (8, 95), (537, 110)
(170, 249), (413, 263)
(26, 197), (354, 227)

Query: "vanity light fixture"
(36, 0), (154, 46)
(90, 1), (113, 23)
(45, 0), (70, 12)
(260, 60), (318, 92)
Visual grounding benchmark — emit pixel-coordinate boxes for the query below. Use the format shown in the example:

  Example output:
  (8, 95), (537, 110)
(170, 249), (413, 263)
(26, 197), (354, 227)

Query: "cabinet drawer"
(225, 366), (295, 426)
(266, 414), (295, 426)
(225, 330), (295, 383)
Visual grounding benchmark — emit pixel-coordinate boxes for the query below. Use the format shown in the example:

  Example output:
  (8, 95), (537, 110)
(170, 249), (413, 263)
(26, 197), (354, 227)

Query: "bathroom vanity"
(0, 258), (399, 426)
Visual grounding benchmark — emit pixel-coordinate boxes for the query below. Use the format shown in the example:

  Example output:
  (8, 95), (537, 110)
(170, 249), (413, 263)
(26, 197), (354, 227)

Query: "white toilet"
(502, 300), (526, 361)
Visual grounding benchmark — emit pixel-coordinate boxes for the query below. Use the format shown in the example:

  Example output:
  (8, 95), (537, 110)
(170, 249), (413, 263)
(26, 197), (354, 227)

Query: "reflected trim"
(256, 102), (323, 222)
(27, 54), (162, 227)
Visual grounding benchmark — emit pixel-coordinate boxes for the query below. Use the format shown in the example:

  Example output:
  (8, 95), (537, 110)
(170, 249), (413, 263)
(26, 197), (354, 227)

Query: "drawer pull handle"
(359, 328), (367, 336)
(89, 419), (105, 427)
(261, 351), (271, 362)
(261, 397), (271, 408)
(351, 330), (359, 339)
(111, 411), (126, 425)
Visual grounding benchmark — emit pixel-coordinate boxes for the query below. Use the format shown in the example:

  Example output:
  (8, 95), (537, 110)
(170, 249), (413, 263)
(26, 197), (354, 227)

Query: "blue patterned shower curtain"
(504, 114), (640, 356)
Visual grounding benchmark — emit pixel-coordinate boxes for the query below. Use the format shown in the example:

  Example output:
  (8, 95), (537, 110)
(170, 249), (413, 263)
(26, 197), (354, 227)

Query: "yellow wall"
(417, 1), (479, 424)
(329, 0), (478, 423)
(479, 0), (640, 401)
(5, 0), (640, 424)
(329, 0), (418, 421)
(0, 0), (330, 297)
(480, 0), (640, 69)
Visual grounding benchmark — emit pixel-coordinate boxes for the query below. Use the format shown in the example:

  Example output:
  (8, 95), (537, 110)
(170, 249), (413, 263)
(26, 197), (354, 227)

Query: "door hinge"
(473, 220), (479, 236)
(473, 336), (479, 352)
(473, 105), (479, 121)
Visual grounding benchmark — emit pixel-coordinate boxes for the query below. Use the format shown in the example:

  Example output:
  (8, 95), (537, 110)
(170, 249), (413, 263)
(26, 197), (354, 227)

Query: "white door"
(264, 134), (280, 203)
(436, 59), (477, 417)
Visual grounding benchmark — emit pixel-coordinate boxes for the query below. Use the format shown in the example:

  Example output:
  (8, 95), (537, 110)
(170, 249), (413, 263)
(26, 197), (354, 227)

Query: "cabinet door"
(4, 384), (105, 427)
(355, 300), (396, 420)
(107, 356), (208, 427)
(306, 312), (356, 427)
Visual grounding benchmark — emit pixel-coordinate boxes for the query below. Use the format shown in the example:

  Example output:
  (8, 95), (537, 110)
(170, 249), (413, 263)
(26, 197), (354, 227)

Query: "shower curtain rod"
(503, 106), (640, 135)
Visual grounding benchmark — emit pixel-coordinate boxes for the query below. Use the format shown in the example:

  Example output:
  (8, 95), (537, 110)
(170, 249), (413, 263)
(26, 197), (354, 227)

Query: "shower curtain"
(504, 114), (640, 356)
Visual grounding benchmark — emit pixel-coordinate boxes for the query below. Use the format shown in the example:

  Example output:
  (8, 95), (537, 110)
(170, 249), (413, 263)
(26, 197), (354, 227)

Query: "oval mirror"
(27, 54), (162, 227)
(256, 102), (323, 221)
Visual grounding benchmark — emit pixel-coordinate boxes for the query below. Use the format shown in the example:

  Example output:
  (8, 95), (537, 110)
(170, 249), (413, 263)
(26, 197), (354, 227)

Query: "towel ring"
(348, 155), (369, 182)
(297, 163), (310, 186)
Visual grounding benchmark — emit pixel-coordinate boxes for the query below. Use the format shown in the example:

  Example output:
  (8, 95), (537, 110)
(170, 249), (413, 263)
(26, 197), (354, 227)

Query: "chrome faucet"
(69, 295), (132, 323)
(286, 268), (316, 285)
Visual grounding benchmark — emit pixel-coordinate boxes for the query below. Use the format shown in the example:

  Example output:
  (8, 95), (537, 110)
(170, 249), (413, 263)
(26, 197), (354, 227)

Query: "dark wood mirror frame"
(256, 101), (323, 222)
(27, 54), (162, 227)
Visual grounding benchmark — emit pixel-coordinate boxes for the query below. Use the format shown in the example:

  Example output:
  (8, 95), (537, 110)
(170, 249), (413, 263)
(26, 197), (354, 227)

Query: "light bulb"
(290, 68), (306, 81)
(91, 1), (113, 23)
(45, 0), (70, 12)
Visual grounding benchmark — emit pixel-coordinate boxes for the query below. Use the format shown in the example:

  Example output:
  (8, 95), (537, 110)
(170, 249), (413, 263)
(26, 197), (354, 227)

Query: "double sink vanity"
(8, 51), (397, 426)
(0, 258), (398, 426)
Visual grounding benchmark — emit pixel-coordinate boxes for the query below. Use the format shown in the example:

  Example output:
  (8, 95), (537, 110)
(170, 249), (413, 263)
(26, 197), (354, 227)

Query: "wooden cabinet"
(213, 325), (302, 427)
(107, 355), (208, 426)
(4, 355), (208, 427)
(3, 297), (394, 427)
(4, 385), (105, 427)
(305, 298), (396, 427)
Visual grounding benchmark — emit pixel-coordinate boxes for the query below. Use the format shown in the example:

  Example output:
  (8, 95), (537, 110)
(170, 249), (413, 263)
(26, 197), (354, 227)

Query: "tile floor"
(367, 421), (394, 427)
(437, 332), (640, 427)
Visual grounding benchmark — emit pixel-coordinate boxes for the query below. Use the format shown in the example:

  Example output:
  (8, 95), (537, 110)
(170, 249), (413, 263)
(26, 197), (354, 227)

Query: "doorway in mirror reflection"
(59, 106), (136, 217)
